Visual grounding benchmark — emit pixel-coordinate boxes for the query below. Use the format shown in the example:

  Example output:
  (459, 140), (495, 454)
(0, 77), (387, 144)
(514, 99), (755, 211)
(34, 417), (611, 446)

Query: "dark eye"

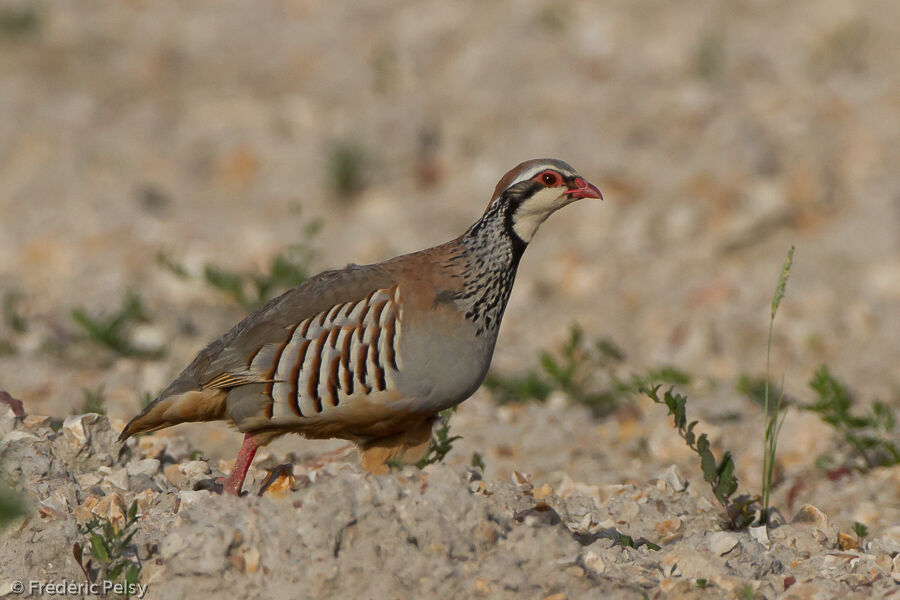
(541, 172), (559, 186)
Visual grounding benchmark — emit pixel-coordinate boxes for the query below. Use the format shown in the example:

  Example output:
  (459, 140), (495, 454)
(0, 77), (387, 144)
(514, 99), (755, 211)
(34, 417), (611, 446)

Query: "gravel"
(1, 0), (899, 598)
(3, 407), (900, 599)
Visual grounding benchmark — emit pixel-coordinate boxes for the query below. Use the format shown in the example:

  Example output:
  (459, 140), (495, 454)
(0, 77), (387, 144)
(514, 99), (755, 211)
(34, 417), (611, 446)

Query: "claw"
(257, 463), (296, 497)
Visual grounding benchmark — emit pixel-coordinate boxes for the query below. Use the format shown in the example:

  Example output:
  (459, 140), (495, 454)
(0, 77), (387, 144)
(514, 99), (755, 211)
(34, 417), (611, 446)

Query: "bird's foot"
(256, 463), (296, 496)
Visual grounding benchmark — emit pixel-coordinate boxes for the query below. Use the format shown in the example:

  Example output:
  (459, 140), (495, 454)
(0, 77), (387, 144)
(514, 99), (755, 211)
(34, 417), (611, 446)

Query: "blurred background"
(0, 0), (898, 507)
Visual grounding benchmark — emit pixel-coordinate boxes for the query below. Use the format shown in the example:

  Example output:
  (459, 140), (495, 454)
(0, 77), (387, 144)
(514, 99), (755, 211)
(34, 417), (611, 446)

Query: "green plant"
(695, 30), (725, 80)
(0, 479), (24, 530)
(760, 246), (794, 523)
(485, 325), (687, 417)
(139, 391), (156, 410)
(811, 19), (869, 75)
(536, 4), (570, 32)
(370, 45), (398, 93)
(470, 452), (486, 471)
(154, 251), (190, 280)
(627, 366), (692, 394)
(0, 5), (39, 37)
(803, 365), (900, 470)
(74, 501), (142, 596)
(484, 369), (553, 405)
(641, 249), (795, 528)
(71, 290), (164, 359)
(158, 222), (321, 310)
(327, 140), (369, 197)
(2, 291), (28, 333)
(201, 264), (250, 304)
(852, 521), (868, 544)
(614, 532), (660, 551)
(736, 375), (784, 410)
(534, 327), (624, 403)
(641, 385), (757, 529)
(416, 407), (463, 468)
(80, 385), (107, 416)
(209, 242), (317, 308)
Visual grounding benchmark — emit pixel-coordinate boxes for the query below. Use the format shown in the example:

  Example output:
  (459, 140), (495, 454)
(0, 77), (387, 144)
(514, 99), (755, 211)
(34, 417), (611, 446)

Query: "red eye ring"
(537, 171), (561, 186)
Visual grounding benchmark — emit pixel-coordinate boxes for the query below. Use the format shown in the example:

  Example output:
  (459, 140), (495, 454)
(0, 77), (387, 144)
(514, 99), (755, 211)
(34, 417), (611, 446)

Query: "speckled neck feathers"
(445, 198), (525, 336)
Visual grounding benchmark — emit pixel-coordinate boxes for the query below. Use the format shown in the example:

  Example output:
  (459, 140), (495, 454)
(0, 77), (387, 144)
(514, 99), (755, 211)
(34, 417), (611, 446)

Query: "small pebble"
(533, 483), (553, 500)
(877, 525), (900, 554)
(582, 551), (605, 574)
(749, 524), (770, 549)
(709, 532), (739, 556)
(127, 458), (161, 477)
(179, 460), (212, 479)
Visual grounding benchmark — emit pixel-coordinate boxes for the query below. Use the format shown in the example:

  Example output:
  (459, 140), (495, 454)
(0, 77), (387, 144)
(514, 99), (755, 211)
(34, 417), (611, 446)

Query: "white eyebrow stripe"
(506, 164), (574, 188)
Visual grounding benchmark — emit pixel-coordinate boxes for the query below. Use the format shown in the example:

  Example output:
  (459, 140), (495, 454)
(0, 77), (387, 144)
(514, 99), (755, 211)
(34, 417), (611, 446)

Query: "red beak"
(566, 177), (603, 200)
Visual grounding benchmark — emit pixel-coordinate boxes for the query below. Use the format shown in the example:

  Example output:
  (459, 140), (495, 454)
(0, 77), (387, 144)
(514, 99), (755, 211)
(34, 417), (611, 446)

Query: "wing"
(157, 262), (395, 392)
(245, 281), (404, 421)
(120, 262), (409, 440)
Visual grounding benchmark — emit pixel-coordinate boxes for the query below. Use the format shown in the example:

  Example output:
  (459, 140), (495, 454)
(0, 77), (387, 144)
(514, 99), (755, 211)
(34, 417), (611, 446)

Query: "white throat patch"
(511, 187), (573, 242)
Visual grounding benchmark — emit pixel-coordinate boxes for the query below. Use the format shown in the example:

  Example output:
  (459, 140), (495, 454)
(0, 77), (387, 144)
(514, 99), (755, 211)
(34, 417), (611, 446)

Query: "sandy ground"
(1, 0), (899, 598)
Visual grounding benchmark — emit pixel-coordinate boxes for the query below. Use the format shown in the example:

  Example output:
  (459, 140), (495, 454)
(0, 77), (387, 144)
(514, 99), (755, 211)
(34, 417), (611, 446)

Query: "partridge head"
(120, 158), (602, 495)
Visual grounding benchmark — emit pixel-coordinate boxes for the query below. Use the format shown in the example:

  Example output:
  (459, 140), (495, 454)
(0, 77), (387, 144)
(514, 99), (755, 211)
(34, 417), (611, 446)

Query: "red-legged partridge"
(120, 158), (603, 495)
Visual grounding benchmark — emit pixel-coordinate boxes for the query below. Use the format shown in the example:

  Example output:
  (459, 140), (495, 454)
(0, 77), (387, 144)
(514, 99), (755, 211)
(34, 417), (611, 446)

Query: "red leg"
(223, 433), (259, 497)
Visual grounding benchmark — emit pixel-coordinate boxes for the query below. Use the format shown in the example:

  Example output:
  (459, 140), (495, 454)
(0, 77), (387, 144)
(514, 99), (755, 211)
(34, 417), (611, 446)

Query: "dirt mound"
(3, 407), (897, 599)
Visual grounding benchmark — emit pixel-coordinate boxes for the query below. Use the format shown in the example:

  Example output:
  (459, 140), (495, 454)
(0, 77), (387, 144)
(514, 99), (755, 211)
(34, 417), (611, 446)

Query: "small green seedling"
(0, 5), (40, 37)
(71, 290), (164, 359)
(139, 391), (156, 410)
(735, 375), (784, 410)
(80, 385), (107, 416)
(2, 291), (28, 333)
(852, 521), (868, 545)
(74, 500), (142, 596)
(804, 366), (900, 470)
(470, 452), (486, 472)
(641, 385), (757, 529)
(416, 407), (463, 468)
(154, 251), (190, 280)
(486, 325), (688, 417)
(615, 532), (661, 551)
(0, 478), (24, 530)
(158, 222), (321, 310)
(385, 407), (464, 471)
(327, 139), (370, 197)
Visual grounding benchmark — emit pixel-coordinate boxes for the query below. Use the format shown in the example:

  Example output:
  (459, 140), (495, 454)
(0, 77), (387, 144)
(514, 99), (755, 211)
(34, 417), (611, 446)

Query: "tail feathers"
(118, 388), (227, 441)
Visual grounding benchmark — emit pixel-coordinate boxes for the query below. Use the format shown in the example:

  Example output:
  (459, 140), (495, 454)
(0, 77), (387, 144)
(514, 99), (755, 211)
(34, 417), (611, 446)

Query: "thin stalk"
(761, 245), (794, 523)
